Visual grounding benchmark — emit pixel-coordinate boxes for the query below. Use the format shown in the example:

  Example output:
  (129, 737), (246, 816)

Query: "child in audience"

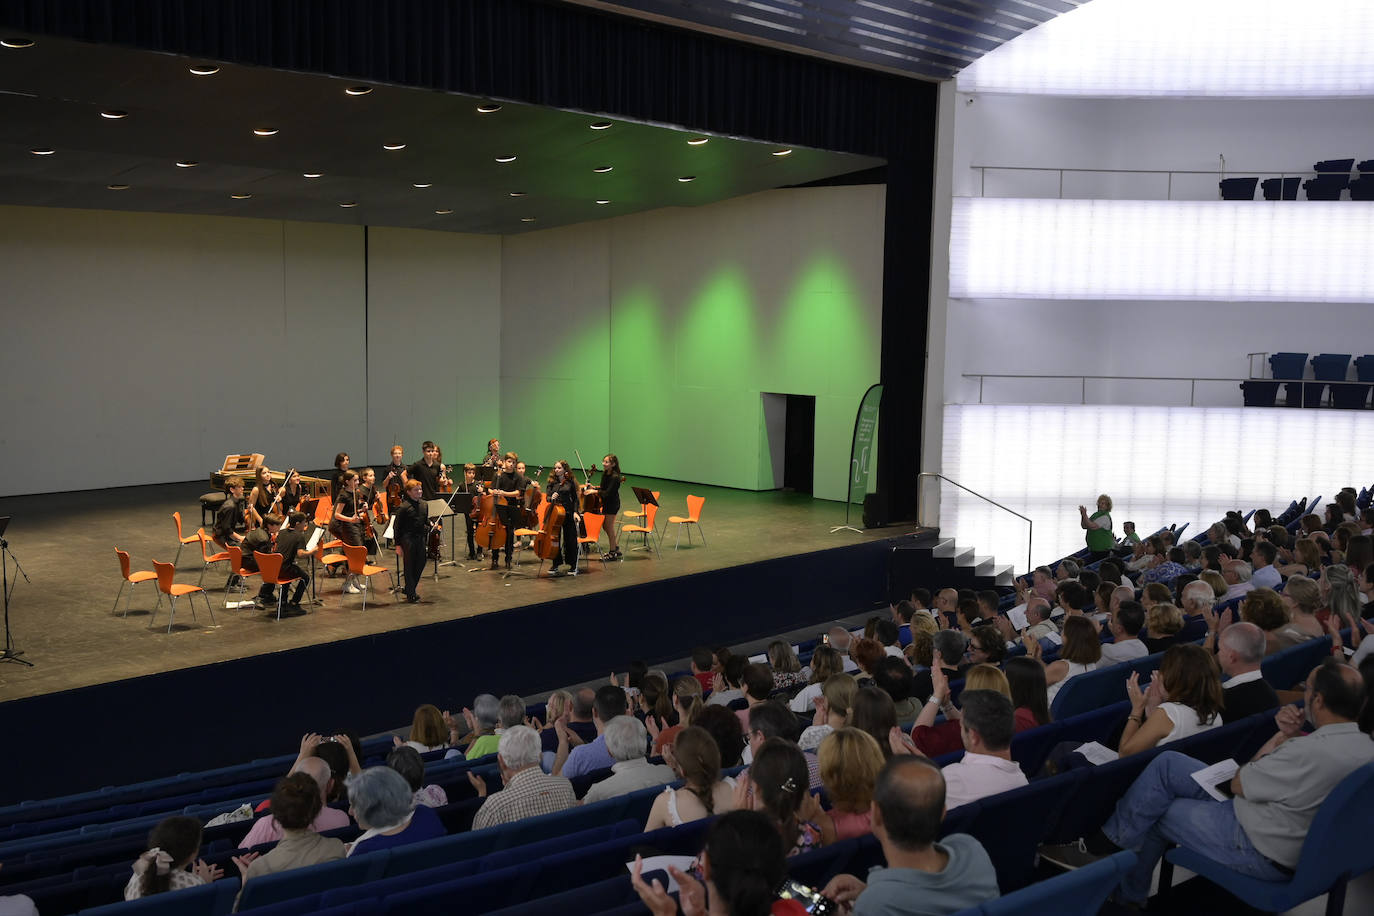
(124, 816), (229, 900)
(739, 738), (834, 855)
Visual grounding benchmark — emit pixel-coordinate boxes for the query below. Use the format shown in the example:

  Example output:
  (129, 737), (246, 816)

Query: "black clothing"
(598, 472), (623, 516)
(393, 494), (429, 599)
(912, 665), (965, 703)
(382, 462), (408, 495)
(240, 528), (272, 573)
(251, 489), (274, 522)
(330, 469), (347, 502)
(546, 477), (579, 569)
(409, 461), (442, 501)
(213, 496), (245, 546)
(1142, 634), (1186, 655)
(491, 472), (531, 561)
(331, 490), (363, 547)
(495, 471), (530, 496)
(278, 486), (302, 514)
(1221, 677), (1280, 724)
(273, 526), (309, 605)
(546, 477), (577, 513)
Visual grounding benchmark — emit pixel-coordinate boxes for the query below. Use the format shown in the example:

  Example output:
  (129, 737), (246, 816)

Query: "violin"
(359, 493), (376, 543)
(439, 464), (453, 494)
(385, 468), (403, 510)
(270, 468), (295, 516)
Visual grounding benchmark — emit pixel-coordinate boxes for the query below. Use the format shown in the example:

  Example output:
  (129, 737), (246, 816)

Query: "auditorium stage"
(0, 477), (913, 705)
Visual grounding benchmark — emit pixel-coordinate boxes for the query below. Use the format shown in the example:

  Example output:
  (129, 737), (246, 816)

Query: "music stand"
(302, 523), (327, 607)
(0, 517), (33, 667)
(424, 499), (452, 578)
(628, 487), (661, 553)
(438, 492), (472, 567)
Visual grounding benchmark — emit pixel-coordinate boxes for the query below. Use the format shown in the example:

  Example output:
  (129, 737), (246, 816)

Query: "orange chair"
(621, 503), (661, 556)
(114, 549), (158, 618)
(320, 541), (349, 581)
(667, 495), (708, 550)
(255, 551), (305, 621)
(196, 530), (231, 588)
(313, 496), (334, 529)
(225, 546), (261, 608)
(622, 490), (660, 530)
(342, 544), (394, 610)
(577, 512), (608, 569)
(150, 560), (215, 633)
(513, 501), (549, 567)
(172, 511), (201, 567)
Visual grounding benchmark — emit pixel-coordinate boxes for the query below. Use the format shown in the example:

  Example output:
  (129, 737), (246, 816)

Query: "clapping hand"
(1126, 671), (1147, 713)
(192, 859), (224, 882)
(231, 852), (259, 877)
(467, 771), (488, 797)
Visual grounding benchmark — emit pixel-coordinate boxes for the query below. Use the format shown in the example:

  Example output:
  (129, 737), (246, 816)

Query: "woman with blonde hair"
(1199, 570), (1228, 600)
(798, 674), (857, 752)
(651, 676), (703, 756)
(818, 728), (885, 840)
(766, 639), (805, 691)
(1143, 603), (1186, 654)
(1278, 538), (1322, 578)
(909, 663), (1037, 756)
(1321, 564), (1362, 631)
(1275, 575), (1324, 647)
(789, 645), (843, 712)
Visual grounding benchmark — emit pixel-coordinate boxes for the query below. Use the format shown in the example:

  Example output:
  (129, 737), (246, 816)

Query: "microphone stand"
(1, 536), (33, 667)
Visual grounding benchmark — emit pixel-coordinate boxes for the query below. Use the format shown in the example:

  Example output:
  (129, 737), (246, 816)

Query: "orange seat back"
(581, 513), (605, 541)
(228, 545), (244, 572)
(685, 495), (705, 522)
(343, 543), (368, 574)
(117, 549), (133, 580)
(314, 496), (333, 527)
(173, 511), (186, 540)
(255, 551), (285, 584)
(638, 503), (658, 530)
(198, 530), (216, 561)
(153, 561), (175, 594)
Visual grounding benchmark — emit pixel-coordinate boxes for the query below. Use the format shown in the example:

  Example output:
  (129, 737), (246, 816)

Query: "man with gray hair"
(828, 626), (860, 673)
(1213, 621), (1279, 723)
(498, 695), (526, 730)
(240, 754), (350, 847)
(1180, 580), (1216, 616)
(1221, 559), (1255, 602)
(470, 725), (575, 830)
(581, 716), (675, 804)
(913, 630), (967, 703)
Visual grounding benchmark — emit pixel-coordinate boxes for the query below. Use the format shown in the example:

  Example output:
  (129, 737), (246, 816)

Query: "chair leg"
(198, 562), (208, 589)
(361, 578), (369, 612)
(697, 523), (705, 547)
(125, 582), (141, 618)
(113, 581), (127, 615)
(203, 591), (217, 627)
(1326, 878), (1348, 916)
(166, 596), (177, 634)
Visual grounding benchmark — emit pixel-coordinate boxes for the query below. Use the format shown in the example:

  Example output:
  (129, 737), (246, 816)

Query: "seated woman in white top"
(644, 726), (736, 831)
(788, 646), (844, 713)
(1027, 616), (1102, 706)
(1119, 644), (1223, 757)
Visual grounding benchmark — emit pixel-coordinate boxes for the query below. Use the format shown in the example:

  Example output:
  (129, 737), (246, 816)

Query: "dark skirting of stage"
(0, 478), (924, 805)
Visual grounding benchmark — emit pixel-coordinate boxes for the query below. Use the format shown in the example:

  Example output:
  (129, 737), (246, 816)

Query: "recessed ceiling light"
(596, 199), (611, 205)
(175, 160), (198, 168)
(412, 182), (432, 189)
(2, 39), (36, 49)
(339, 201), (358, 208)
(303, 172), (323, 179)
(678, 175), (696, 182)
(495, 155), (517, 163)
(345, 86), (372, 96)
(687, 137), (709, 146)
(476, 103), (502, 113)
(772, 148), (793, 157)
(100, 110), (128, 120)
(107, 183), (130, 191)
(29, 147), (54, 156)
(382, 142), (407, 151)
(590, 121), (613, 130)
(434, 208), (453, 215)
(508, 191), (526, 197)
(189, 64), (219, 76)
(253, 127), (279, 137)
(520, 217), (537, 222)
(593, 165), (613, 173)
(230, 193), (253, 199)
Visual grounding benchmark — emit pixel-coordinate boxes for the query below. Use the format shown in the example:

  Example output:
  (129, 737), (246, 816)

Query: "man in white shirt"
(581, 716), (674, 803)
(1100, 601), (1149, 664)
(940, 691), (1028, 810)
(1250, 542), (1282, 590)
(1221, 560), (1256, 602)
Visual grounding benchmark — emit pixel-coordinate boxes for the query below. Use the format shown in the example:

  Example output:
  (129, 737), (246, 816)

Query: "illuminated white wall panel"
(939, 404), (1374, 572)
(957, 0), (1374, 98)
(950, 198), (1374, 302)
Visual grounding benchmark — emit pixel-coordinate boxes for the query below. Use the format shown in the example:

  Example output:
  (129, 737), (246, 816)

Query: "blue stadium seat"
(1218, 177), (1257, 200)
(378, 863), (535, 915)
(1268, 352), (1308, 380)
(1050, 653), (1163, 721)
(1165, 762), (1374, 915)
(1261, 177), (1300, 200)
(78, 877), (241, 915)
(236, 849), (390, 910)
(1010, 701), (1130, 777)
(1261, 636), (1332, 690)
(961, 771), (1085, 892)
(480, 873), (654, 916)
(950, 850), (1136, 915)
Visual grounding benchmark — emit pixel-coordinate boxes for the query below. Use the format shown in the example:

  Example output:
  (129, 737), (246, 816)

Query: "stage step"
(887, 532), (1016, 599)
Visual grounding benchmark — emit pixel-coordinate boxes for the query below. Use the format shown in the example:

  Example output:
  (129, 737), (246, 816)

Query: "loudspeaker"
(863, 494), (887, 529)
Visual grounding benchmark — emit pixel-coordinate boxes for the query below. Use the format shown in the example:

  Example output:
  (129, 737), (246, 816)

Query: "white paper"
(627, 856), (697, 894)
(1190, 759), (1239, 801)
(1008, 605), (1029, 631)
(384, 516), (396, 541)
(1076, 742), (1119, 765)
(305, 526), (324, 551)
(1043, 631), (1064, 646)
(748, 654), (767, 664)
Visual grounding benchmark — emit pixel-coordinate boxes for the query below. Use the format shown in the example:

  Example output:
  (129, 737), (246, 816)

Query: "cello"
(533, 494), (565, 565)
(472, 488), (506, 557)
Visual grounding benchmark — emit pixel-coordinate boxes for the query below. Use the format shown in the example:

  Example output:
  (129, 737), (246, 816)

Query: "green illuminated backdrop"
(500, 185), (885, 501)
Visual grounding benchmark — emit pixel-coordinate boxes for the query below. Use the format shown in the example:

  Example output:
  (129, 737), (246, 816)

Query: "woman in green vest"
(1080, 494), (1115, 561)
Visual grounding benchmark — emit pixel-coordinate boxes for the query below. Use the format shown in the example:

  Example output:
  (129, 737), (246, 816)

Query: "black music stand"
(302, 522), (327, 607)
(439, 492), (473, 568)
(0, 517), (33, 667)
(628, 487), (661, 554)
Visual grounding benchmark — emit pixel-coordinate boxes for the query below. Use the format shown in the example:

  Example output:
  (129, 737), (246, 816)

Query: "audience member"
(819, 728), (885, 840)
(1100, 599), (1148, 664)
(1140, 581), (1173, 610)
(892, 598), (918, 647)
(706, 655), (749, 707)
(636, 672), (676, 735)
(451, 694), (501, 759)
(1004, 656), (1051, 727)
(690, 646), (716, 693)
(1322, 564), (1362, 631)
(536, 689), (575, 761)
(1142, 602), (1186, 654)
(850, 637), (886, 684)
(1238, 588), (1297, 657)
(820, 757), (999, 915)
(911, 664), (1037, 757)
(385, 746), (447, 808)
(737, 662), (775, 729)
(1212, 622), (1281, 723)
(1022, 597), (1058, 641)
(873, 656), (918, 723)
(583, 715), (675, 804)
(789, 645), (844, 713)
(1250, 541), (1281, 589)
(967, 625), (1006, 667)
(767, 640), (807, 690)
(799, 674), (857, 752)
(651, 677), (703, 757)
(1036, 616), (1102, 705)
(471, 725), (576, 831)
(745, 701), (820, 787)
(913, 631), (967, 702)
(237, 773), (345, 898)
(1043, 661), (1374, 907)
(124, 816), (225, 901)
(938, 690), (1029, 809)
(906, 629), (935, 671)
(828, 627), (861, 673)
(397, 704), (448, 753)
(632, 810), (792, 916)
(874, 619), (904, 659)
(241, 756), (351, 847)
(1221, 559), (1255, 601)
(1118, 644), (1222, 756)
(849, 686), (914, 759)
(345, 767), (444, 856)
(556, 684), (628, 777)
(1142, 546), (1190, 587)
(645, 726), (737, 831)
(695, 703), (747, 767)
(1276, 575), (1325, 645)
(742, 738), (834, 855)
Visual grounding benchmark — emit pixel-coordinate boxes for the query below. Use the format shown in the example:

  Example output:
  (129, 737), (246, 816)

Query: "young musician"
(329, 453), (350, 502)
(247, 467), (276, 530)
(274, 511), (311, 614)
(393, 479), (429, 603)
(461, 464), (482, 560)
(213, 477), (248, 589)
(488, 452), (529, 570)
(275, 468), (303, 516)
(239, 514), (281, 609)
(545, 461), (580, 577)
(482, 439), (502, 469)
(382, 445), (407, 506)
(407, 441), (448, 501)
(331, 470), (366, 595)
(583, 454), (623, 560)
(357, 468), (383, 556)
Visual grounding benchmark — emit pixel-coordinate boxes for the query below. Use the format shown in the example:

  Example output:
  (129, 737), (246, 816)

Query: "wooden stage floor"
(0, 477), (909, 704)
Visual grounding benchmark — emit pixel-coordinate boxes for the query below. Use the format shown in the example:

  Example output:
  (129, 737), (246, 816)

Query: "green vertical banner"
(845, 384), (882, 526)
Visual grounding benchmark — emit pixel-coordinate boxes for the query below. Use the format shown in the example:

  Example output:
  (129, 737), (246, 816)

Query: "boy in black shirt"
(488, 453), (529, 570)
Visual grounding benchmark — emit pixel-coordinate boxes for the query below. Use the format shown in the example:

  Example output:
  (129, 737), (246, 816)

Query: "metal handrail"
(961, 373), (1371, 406)
(918, 472), (1032, 576)
(968, 164), (1327, 200)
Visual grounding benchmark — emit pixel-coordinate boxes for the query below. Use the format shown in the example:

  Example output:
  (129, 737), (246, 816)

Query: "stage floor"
(0, 477), (909, 703)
